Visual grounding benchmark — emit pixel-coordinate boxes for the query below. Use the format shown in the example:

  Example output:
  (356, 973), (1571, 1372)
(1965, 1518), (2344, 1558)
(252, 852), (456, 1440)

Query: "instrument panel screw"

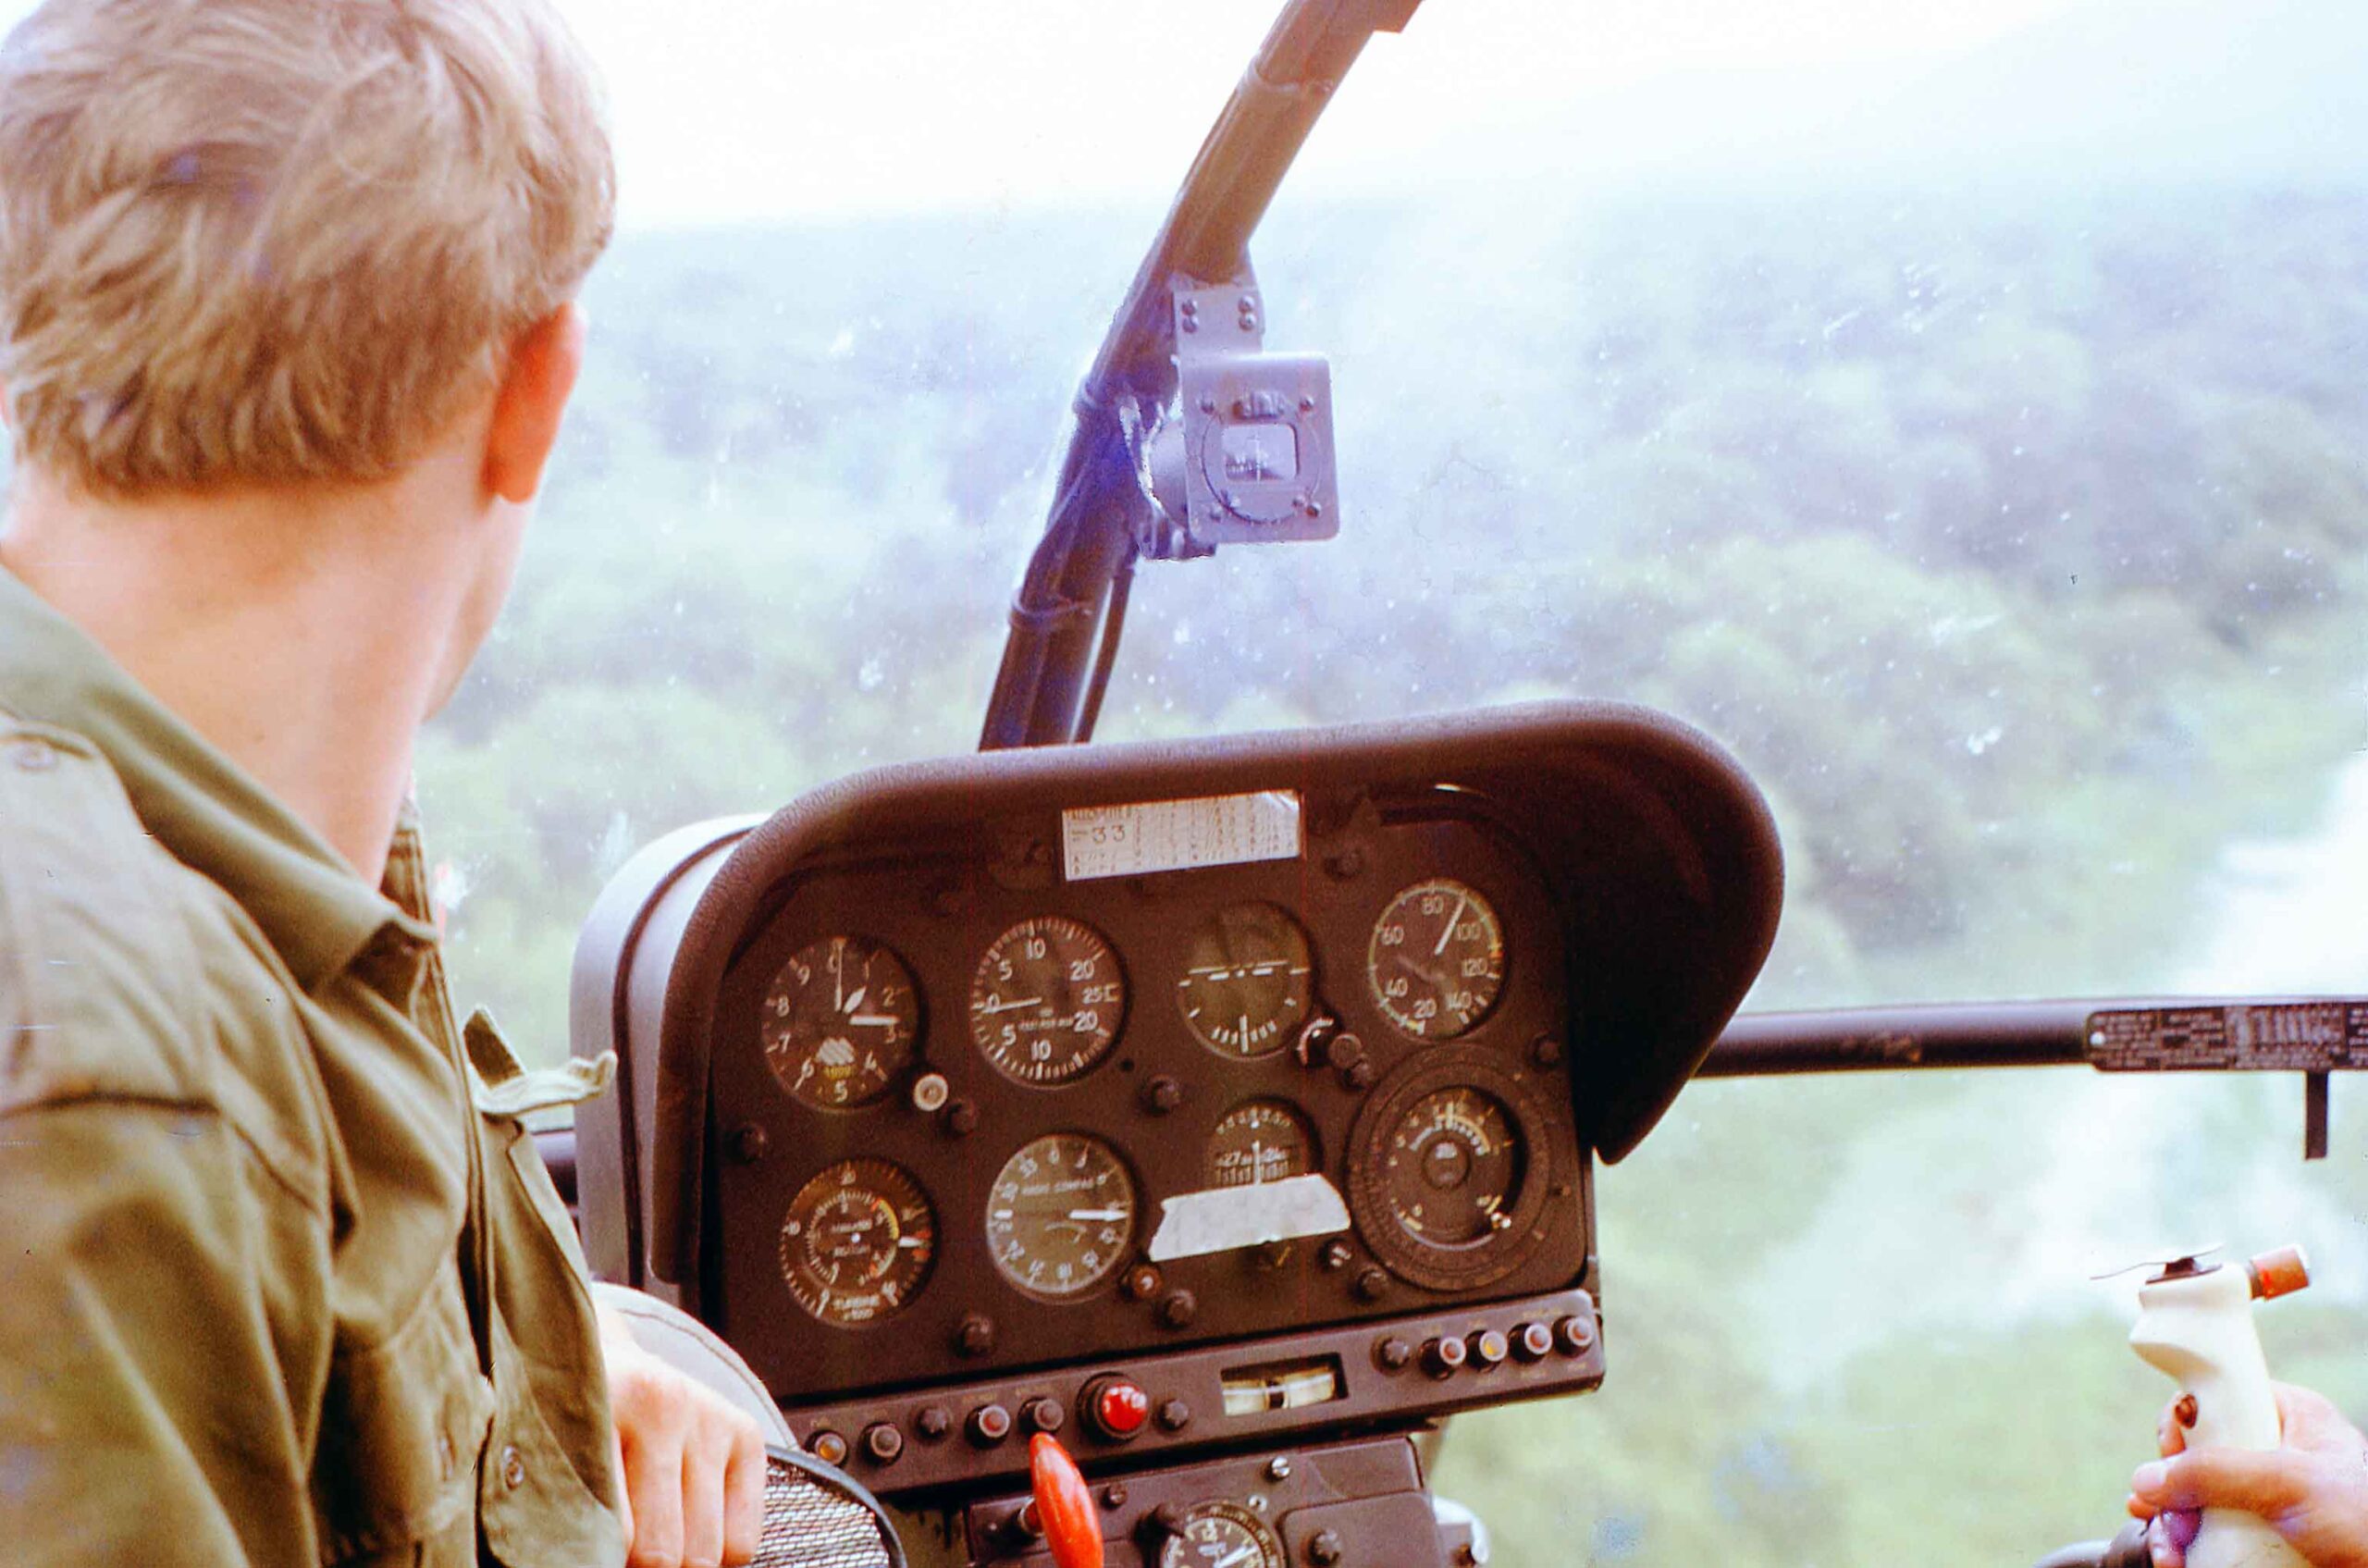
(1265, 1455), (1293, 1482)
(1375, 1337), (1413, 1371)
(914, 1406), (952, 1441)
(1354, 1267), (1389, 1303)
(1156, 1290), (1199, 1329)
(1323, 847), (1365, 881)
(1340, 1059), (1375, 1092)
(1155, 1398), (1191, 1432)
(1141, 1075), (1186, 1115)
(943, 1098), (980, 1137)
(1309, 1528), (1344, 1565)
(956, 1314), (996, 1358)
(728, 1124), (768, 1164)
(1530, 1034), (1565, 1069)
(1101, 1484), (1128, 1511)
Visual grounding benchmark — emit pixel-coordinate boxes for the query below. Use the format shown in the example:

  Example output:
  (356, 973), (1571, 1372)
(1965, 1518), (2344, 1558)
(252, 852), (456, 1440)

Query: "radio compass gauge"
(969, 916), (1127, 1085)
(1365, 877), (1506, 1040)
(1176, 901), (1314, 1059)
(1158, 1502), (1286, 1568)
(777, 1159), (935, 1327)
(986, 1133), (1138, 1300)
(760, 935), (919, 1109)
(1205, 1099), (1318, 1188)
(1350, 1056), (1555, 1292)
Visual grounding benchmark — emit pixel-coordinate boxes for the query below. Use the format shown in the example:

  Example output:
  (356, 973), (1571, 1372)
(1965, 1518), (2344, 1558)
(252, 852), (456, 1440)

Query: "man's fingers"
(2133, 1451), (2312, 1521)
(680, 1434), (728, 1568)
(623, 1424), (689, 1568)
(611, 1425), (638, 1556)
(2158, 1399), (2191, 1459)
(722, 1418), (765, 1566)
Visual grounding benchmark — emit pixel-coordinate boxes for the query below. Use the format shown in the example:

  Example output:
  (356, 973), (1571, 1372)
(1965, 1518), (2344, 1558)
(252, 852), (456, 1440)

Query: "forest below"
(410, 178), (2368, 1565)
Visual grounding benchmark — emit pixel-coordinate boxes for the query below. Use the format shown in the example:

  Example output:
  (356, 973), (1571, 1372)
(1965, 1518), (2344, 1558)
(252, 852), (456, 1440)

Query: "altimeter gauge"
(969, 916), (1127, 1085)
(1158, 1502), (1287, 1568)
(761, 935), (920, 1109)
(778, 1159), (935, 1327)
(1176, 901), (1314, 1059)
(1365, 877), (1505, 1040)
(986, 1133), (1137, 1300)
(1204, 1099), (1318, 1188)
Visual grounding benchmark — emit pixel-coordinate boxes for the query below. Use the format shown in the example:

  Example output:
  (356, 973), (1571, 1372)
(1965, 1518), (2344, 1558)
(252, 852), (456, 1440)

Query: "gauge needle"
(1433, 894), (1468, 956)
(848, 1014), (899, 1027)
(844, 985), (867, 1015)
(978, 996), (1044, 1014)
(1212, 1548), (1258, 1568)
(1067, 1208), (1128, 1221)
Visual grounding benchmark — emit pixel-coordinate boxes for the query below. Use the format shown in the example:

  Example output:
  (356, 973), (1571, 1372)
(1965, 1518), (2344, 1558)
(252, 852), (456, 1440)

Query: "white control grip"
(2129, 1265), (2306, 1568)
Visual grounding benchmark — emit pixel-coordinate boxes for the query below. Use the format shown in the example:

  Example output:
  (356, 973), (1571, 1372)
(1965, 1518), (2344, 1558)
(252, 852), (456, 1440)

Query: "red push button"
(1085, 1377), (1151, 1440)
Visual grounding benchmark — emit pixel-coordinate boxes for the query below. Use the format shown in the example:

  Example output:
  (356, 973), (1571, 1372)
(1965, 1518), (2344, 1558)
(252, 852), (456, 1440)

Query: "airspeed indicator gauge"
(1366, 878), (1505, 1040)
(761, 935), (920, 1109)
(1176, 901), (1314, 1059)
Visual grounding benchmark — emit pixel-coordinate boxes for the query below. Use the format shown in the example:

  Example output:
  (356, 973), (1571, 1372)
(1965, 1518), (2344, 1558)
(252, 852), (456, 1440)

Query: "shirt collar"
(0, 563), (432, 994)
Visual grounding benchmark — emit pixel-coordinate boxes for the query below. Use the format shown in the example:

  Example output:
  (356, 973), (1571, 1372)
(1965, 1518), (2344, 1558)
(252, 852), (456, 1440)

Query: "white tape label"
(1061, 789), (1302, 881)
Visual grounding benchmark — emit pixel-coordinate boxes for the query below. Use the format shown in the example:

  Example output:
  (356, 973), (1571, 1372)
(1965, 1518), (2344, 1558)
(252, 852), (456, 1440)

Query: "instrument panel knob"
(1084, 1377), (1152, 1440)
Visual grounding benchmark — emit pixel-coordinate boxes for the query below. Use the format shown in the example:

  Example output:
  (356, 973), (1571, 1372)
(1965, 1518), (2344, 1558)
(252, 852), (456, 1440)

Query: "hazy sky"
(0, 0), (2089, 228)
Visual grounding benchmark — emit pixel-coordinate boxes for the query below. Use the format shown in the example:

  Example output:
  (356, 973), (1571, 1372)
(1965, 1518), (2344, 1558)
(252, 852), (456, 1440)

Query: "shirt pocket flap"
(312, 1268), (494, 1563)
(463, 1008), (615, 1119)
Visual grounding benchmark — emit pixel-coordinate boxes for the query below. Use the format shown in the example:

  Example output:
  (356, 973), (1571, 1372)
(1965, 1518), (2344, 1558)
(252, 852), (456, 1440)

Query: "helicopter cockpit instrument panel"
(572, 703), (1782, 1508)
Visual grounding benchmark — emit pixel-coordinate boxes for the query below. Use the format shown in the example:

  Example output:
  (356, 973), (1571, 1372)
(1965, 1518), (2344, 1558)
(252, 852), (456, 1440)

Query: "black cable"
(1072, 547), (1137, 743)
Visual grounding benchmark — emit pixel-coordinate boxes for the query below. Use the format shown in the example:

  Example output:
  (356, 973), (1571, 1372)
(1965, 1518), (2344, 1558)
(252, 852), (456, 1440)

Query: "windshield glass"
(18, 1), (2361, 1562)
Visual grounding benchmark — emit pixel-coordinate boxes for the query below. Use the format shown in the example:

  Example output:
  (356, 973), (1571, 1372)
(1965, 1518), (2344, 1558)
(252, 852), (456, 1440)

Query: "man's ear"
(484, 302), (586, 504)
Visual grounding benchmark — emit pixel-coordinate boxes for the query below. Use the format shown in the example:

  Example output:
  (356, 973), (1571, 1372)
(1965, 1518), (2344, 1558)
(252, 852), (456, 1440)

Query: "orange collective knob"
(2246, 1244), (2311, 1301)
(1029, 1432), (1103, 1568)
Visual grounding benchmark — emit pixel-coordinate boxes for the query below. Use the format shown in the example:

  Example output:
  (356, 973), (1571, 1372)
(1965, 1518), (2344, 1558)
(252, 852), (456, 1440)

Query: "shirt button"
(500, 1444), (526, 1490)
(8, 737), (56, 772)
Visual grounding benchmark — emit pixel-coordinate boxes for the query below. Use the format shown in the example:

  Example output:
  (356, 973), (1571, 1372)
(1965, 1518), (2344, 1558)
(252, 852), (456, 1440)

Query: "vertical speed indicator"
(969, 916), (1127, 1085)
(1366, 878), (1506, 1040)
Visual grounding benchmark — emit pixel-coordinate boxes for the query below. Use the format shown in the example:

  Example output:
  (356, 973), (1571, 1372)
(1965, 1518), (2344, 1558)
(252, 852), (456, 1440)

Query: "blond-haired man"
(0, 2), (761, 1564)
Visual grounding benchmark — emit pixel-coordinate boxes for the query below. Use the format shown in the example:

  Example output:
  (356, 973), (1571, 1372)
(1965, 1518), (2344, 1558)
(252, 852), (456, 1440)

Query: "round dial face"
(1380, 1087), (1525, 1248)
(761, 935), (921, 1108)
(1204, 1099), (1318, 1188)
(968, 916), (1127, 1085)
(1175, 901), (1314, 1059)
(1366, 878), (1506, 1040)
(777, 1159), (935, 1327)
(985, 1133), (1137, 1300)
(1160, 1503), (1286, 1568)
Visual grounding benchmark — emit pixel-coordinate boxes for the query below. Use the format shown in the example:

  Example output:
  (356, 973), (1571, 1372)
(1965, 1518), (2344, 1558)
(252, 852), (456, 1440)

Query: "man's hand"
(598, 1304), (766, 1568)
(2127, 1381), (2368, 1568)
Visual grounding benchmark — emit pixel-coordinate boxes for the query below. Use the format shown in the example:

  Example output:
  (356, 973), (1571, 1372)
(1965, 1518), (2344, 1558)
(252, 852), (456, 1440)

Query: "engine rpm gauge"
(777, 1159), (935, 1327)
(1158, 1502), (1286, 1568)
(969, 917), (1127, 1085)
(1366, 878), (1506, 1039)
(761, 935), (920, 1108)
(1349, 1056), (1556, 1292)
(1176, 901), (1314, 1058)
(986, 1133), (1137, 1300)
(1205, 1099), (1318, 1188)
(1381, 1088), (1524, 1247)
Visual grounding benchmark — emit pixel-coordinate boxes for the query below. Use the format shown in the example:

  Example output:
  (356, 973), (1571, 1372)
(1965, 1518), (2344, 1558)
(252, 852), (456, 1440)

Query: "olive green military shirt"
(0, 565), (626, 1566)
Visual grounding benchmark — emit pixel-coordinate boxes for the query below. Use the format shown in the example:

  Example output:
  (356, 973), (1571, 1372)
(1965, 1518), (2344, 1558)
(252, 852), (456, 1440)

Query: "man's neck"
(0, 459), (486, 887)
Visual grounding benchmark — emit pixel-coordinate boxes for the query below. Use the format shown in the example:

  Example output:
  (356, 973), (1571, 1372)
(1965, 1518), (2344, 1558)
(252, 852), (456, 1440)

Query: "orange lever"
(1029, 1433), (1104, 1568)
